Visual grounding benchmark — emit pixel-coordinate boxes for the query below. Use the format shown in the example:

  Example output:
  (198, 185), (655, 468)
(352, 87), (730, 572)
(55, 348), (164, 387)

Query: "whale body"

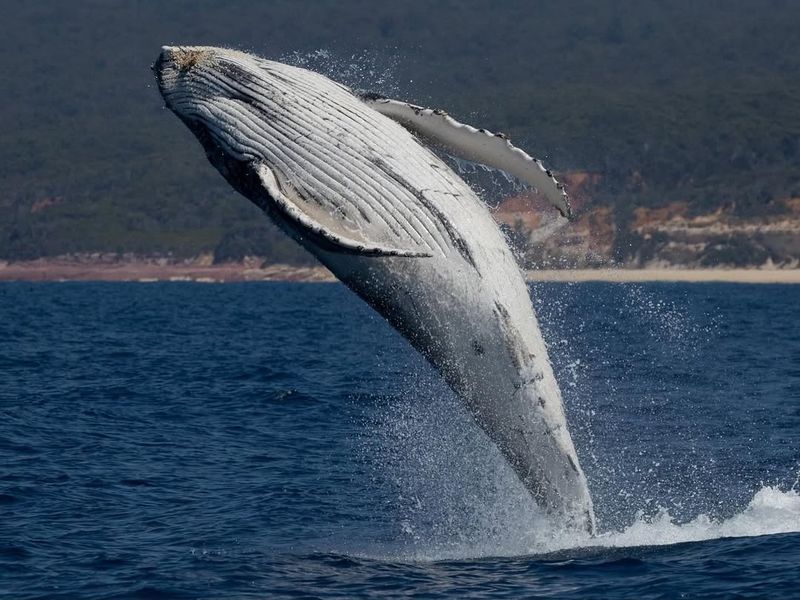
(154, 46), (595, 533)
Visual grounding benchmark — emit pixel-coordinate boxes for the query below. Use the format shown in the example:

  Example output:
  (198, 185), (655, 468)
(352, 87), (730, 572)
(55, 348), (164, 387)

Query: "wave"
(362, 371), (800, 562)
(376, 486), (800, 563)
(562, 485), (800, 552)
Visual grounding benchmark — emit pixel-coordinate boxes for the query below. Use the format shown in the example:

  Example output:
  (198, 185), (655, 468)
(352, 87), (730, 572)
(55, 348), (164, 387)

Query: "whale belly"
(315, 220), (595, 533)
(248, 78), (596, 532)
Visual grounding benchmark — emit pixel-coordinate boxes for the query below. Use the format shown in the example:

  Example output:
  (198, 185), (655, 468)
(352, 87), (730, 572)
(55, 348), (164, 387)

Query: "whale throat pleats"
(255, 164), (433, 257)
(189, 61), (460, 258)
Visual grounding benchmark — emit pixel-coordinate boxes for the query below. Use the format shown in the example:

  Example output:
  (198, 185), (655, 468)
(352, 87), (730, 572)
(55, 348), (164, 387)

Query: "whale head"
(155, 45), (257, 153)
(154, 45), (284, 202)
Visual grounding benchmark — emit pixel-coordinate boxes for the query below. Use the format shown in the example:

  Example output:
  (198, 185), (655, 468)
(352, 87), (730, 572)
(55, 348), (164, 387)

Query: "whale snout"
(154, 46), (215, 97)
(153, 45), (177, 74)
(154, 45), (272, 171)
(153, 46), (180, 96)
(157, 46), (213, 72)
(159, 45), (231, 99)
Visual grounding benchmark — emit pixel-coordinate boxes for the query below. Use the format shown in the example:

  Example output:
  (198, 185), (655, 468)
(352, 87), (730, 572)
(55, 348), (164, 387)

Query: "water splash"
(281, 48), (403, 96)
(434, 487), (800, 561)
(530, 282), (732, 529)
(362, 374), (555, 560)
(360, 293), (797, 562)
(585, 486), (800, 550)
(446, 155), (525, 206)
(366, 377), (800, 560)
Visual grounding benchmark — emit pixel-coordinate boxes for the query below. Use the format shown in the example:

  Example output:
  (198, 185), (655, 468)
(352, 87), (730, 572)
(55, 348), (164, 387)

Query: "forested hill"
(2, 0), (800, 263)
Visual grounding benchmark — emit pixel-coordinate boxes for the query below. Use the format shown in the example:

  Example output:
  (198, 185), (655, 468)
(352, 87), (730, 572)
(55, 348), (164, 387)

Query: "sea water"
(1, 282), (798, 598)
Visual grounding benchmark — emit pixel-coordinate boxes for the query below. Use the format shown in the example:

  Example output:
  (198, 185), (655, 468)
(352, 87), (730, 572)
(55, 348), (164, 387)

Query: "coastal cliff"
(496, 172), (800, 270)
(6, 169), (800, 282)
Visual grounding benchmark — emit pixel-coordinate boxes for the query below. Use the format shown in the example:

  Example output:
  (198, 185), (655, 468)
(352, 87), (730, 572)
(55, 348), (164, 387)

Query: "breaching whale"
(154, 46), (596, 534)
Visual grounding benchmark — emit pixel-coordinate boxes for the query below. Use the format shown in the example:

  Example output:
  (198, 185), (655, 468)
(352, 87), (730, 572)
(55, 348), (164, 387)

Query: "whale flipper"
(361, 94), (572, 219)
(255, 163), (432, 258)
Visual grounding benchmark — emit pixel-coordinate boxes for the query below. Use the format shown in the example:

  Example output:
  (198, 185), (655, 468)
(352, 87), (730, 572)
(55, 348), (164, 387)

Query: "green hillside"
(2, 0), (800, 262)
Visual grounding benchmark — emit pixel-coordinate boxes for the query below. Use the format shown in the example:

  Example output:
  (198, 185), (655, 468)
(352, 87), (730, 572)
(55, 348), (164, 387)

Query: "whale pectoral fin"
(360, 94), (572, 219)
(254, 163), (432, 258)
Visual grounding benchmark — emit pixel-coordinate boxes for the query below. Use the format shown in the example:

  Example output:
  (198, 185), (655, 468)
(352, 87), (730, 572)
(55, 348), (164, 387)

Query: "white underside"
(158, 47), (595, 532)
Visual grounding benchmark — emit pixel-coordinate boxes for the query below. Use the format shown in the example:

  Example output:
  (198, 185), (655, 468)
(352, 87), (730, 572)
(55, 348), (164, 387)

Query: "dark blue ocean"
(1, 281), (798, 599)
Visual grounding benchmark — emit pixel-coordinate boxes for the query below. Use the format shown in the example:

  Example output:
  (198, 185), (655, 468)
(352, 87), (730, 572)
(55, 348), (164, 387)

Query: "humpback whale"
(154, 46), (595, 534)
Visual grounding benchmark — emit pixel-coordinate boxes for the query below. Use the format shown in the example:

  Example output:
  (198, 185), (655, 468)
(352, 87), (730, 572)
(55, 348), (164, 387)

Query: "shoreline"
(0, 259), (336, 283)
(1, 259), (799, 284)
(524, 268), (800, 284)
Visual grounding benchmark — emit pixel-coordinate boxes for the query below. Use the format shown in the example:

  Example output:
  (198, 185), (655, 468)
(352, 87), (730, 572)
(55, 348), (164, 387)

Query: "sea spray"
(544, 486), (800, 555)
(365, 369), (800, 561)
(282, 48), (403, 97)
(360, 283), (797, 561)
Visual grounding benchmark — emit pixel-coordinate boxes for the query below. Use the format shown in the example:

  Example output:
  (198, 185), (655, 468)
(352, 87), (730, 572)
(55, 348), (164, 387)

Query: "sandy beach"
(524, 268), (800, 284)
(0, 258), (336, 283)
(1, 258), (799, 284)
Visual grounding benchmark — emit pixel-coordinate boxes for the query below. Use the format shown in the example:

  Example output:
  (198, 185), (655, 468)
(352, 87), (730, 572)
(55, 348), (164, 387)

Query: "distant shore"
(524, 268), (800, 284)
(0, 258), (336, 283)
(1, 258), (798, 284)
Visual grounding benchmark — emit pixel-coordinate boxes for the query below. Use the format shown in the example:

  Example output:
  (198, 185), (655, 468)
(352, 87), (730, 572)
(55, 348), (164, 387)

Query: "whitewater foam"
(363, 357), (800, 562)
(383, 486), (800, 562)
(561, 486), (800, 552)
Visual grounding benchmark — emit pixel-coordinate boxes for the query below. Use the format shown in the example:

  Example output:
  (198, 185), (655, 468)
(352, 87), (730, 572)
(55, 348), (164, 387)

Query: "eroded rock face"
(627, 201), (800, 267)
(497, 178), (800, 269)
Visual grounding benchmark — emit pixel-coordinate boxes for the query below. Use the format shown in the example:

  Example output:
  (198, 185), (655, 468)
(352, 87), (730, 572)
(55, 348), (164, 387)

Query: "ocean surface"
(1, 281), (798, 599)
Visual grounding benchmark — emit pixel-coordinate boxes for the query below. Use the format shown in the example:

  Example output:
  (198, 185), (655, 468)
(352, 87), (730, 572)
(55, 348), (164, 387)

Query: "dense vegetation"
(2, 0), (800, 262)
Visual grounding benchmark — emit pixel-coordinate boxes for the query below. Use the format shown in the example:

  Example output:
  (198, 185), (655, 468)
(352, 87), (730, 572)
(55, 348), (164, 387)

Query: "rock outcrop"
(495, 174), (800, 269)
